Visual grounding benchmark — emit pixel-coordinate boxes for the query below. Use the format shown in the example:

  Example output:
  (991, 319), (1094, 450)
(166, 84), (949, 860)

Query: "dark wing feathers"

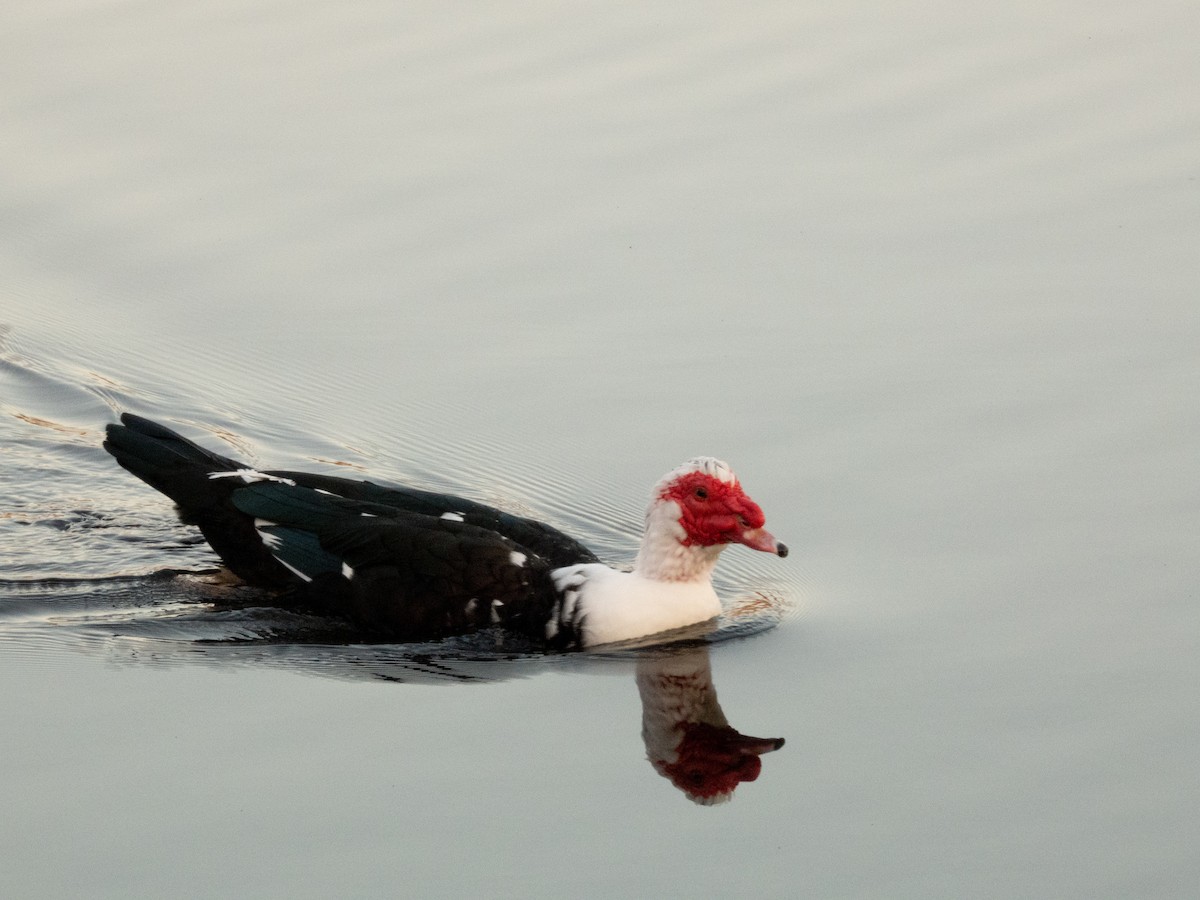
(268, 471), (600, 568)
(103, 415), (586, 641)
(252, 521), (343, 582)
(233, 481), (558, 639)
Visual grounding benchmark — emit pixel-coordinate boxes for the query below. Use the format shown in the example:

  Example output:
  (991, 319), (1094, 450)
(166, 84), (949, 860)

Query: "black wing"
(104, 414), (591, 643)
(267, 471), (599, 568)
(104, 413), (598, 583)
(231, 482), (562, 640)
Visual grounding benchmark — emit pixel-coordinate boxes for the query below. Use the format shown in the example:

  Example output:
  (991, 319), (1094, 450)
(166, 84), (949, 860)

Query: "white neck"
(637, 650), (728, 763)
(633, 499), (725, 583)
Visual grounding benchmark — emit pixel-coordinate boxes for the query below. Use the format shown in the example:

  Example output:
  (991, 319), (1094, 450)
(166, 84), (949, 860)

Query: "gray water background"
(2, 2), (1198, 898)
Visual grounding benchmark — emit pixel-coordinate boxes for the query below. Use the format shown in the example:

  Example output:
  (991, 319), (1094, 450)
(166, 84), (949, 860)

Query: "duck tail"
(104, 413), (300, 588)
(103, 413), (244, 510)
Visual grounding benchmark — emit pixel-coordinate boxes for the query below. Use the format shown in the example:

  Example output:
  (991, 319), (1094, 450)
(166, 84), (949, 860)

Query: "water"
(3, 2), (1198, 897)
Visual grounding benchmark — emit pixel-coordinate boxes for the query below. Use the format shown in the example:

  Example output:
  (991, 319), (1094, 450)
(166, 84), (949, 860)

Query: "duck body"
(103, 414), (786, 649)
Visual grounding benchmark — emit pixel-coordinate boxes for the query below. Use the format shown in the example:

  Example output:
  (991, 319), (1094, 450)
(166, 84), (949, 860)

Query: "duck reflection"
(24, 574), (785, 803)
(637, 645), (784, 805)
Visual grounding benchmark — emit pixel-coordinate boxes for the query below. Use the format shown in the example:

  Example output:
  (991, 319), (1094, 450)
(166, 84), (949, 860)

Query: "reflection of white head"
(636, 647), (783, 805)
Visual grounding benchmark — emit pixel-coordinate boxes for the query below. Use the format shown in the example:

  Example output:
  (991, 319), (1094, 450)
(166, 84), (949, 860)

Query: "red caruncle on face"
(661, 471), (766, 548)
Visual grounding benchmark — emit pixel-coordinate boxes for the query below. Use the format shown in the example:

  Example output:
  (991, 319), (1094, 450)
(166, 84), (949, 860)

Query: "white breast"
(549, 564), (722, 647)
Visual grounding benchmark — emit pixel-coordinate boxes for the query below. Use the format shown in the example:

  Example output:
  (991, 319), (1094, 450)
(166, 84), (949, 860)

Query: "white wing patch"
(509, 551), (527, 568)
(490, 599), (504, 624)
(209, 469), (297, 486)
(253, 518), (313, 582)
(341, 562), (355, 580)
(548, 565), (590, 641)
(274, 558), (313, 583)
(440, 512), (465, 522)
(254, 518), (283, 550)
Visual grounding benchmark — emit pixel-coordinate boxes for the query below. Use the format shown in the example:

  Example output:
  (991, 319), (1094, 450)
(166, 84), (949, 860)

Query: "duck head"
(634, 458), (786, 582)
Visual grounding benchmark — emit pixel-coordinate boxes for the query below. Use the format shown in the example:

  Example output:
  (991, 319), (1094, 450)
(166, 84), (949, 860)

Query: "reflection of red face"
(661, 471), (784, 556)
(659, 721), (784, 803)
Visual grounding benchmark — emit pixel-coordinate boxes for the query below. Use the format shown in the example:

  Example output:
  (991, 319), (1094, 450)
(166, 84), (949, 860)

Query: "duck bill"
(737, 527), (788, 557)
(732, 734), (787, 755)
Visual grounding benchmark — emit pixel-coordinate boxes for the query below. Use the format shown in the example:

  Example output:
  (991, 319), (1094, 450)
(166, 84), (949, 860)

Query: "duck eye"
(694, 486), (708, 500)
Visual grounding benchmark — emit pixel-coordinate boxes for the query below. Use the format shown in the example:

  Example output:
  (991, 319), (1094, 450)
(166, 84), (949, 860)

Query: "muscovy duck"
(103, 414), (787, 648)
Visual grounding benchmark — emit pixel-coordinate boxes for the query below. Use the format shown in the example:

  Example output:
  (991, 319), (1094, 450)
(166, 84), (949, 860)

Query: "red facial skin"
(661, 471), (786, 556)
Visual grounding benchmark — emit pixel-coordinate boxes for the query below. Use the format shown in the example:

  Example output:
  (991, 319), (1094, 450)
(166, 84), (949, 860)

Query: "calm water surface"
(2, 2), (1198, 898)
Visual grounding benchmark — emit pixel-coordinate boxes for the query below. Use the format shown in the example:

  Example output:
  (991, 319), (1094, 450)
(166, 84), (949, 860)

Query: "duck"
(103, 413), (787, 649)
